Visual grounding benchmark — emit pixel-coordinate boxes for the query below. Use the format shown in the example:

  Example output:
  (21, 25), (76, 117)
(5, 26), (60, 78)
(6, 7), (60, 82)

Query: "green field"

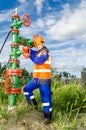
(0, 80), (86, 130)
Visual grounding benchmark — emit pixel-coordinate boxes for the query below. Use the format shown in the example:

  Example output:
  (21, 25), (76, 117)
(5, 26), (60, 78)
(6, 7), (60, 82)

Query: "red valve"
(22, 14), (31, 27)
(1, 74), (13, 89)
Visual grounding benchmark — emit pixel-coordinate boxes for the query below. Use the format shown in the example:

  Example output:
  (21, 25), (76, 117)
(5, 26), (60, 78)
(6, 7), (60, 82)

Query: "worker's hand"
(22, 46), (30, 58)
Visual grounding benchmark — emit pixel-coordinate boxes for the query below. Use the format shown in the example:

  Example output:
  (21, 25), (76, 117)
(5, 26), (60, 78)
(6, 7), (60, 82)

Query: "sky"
(0, 0), (86, 78)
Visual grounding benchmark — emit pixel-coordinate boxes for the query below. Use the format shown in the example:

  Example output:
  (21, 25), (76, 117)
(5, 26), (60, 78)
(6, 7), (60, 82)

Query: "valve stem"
(14, 8), (18, 15)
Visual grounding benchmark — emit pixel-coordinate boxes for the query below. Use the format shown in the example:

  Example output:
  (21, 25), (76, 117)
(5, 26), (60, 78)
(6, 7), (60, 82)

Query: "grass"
(0, 81), (86, 130)
(51, 81), (86, 129)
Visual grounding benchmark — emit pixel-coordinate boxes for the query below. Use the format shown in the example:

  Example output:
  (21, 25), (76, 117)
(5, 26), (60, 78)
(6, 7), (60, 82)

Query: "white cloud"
(0, 10), (13, 23)
(46, 19), (56, 26)
(50, 44), (86, 77)
(18, 0), (27, 3)
(0, 58), (6, 63)
(34, 0), (44, 14)
(45, 0), (86, 41)
(35, 19), (44, 27)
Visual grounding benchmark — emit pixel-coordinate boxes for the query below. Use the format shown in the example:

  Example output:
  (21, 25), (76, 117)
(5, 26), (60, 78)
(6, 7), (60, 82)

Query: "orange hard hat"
(33, 34), (44, 47)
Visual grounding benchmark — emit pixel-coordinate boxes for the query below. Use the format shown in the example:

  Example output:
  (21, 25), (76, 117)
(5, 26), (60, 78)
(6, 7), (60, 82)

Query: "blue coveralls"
(23, 47), (52, 113)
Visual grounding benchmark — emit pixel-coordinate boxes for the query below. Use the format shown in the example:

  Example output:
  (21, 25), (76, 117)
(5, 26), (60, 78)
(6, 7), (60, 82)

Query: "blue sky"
(0, 0), (86, 78)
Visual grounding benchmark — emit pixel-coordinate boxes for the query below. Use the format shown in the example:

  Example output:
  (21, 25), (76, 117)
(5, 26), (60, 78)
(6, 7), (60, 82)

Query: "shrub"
(52, 82), (86, 114)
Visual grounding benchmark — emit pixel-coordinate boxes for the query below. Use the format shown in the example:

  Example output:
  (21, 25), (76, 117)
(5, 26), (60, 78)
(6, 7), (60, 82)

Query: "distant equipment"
(81, 71), (86, 88)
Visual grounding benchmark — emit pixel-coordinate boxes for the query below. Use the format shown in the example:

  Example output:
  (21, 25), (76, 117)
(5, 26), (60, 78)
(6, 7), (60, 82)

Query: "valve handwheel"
(22, 14), (31, 27)
(1, 74), (13, 89)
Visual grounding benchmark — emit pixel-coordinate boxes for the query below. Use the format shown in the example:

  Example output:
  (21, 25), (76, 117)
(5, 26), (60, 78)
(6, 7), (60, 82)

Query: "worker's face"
(34, 42), (43, 50)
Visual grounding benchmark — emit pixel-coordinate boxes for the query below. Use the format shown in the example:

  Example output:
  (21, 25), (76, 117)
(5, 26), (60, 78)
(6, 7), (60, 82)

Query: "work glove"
(22, 46), (31, 58)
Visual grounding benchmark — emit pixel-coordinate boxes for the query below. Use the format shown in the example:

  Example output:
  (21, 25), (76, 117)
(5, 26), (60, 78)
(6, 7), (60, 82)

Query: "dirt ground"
(1, 109), (56, 130)
(0, 108), (86, 130)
